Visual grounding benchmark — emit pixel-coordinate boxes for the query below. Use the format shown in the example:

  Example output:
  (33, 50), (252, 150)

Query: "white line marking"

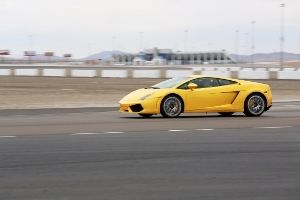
(0, 136), (17, 138)
(168, 129), (188, 132)
(254, 126), (292, 129)
(104, 132), (124, 134)
(61, 89), (74, 91)
(71, 132), (124, 135)
(195, 129), (214, 131)
(71, 133), (99, 135)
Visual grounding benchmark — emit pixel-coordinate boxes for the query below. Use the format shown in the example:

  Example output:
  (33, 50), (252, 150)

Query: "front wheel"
(244, 94), (266, 117)
(160, 95), (183, 118)
(138, 114), (153, 118)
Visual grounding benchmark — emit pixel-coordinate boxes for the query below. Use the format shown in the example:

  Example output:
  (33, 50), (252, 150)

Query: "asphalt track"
(1, 102), (300, 200)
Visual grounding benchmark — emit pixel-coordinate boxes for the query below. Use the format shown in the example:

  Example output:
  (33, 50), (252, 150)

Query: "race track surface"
(0, 102), (300, 200)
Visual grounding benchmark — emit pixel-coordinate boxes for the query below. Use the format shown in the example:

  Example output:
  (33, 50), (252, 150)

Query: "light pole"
(235, 30), (240, 63)
(87, 43), (91, 56)
(251, 21), (256, 67)
(208, 41), (213, 51)
(280, 3), (285, 69)
(184, 30), (189, 52)
(112, 36), (117, 51)
(112, 36), (117, 64)
(298, 36), (300, 61)
(139, 32), (143, 52)
(244, 32), (249, 55)
(28, 34), (33, 63)
(28, 35), (33, 50)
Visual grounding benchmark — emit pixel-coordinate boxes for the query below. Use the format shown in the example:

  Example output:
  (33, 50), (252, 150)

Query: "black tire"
(160, 95), (183, 118)
(218, 112), (234, 117)
(244, 93), (266, 117)
(138, 114), (153, 118)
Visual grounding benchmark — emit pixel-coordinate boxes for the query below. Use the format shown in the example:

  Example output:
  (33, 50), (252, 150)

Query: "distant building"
(113, 48), (234, 65)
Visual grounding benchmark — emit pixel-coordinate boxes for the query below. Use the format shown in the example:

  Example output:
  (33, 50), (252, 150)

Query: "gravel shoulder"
(0, 77), (299, 109)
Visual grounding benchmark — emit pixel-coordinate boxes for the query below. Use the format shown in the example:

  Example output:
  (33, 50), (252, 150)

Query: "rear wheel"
(244, 93), (266, 117)
(138, 114), (153, 118)
(218, 112), (234, 117)
(161, 95), (183, 118)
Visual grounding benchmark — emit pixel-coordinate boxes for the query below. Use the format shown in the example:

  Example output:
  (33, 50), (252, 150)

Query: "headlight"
(139, 93), (155, 100)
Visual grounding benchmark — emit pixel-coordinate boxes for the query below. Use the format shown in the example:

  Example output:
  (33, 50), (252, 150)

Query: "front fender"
(155, 92), (186, 113)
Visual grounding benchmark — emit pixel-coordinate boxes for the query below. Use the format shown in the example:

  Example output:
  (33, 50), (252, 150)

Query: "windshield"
(152, 77), (188, 89)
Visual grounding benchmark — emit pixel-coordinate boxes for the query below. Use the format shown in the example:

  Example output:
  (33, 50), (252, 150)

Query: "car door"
(181, 77), (240, 111)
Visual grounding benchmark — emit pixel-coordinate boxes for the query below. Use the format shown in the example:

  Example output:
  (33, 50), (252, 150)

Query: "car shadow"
(120, 114), (270, 119)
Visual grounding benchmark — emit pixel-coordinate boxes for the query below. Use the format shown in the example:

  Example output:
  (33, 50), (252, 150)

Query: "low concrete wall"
(102, 70), (128, 78)
(199, 68), (231, 78)
(166, 70), (194, 78)
(278, 68), (300, 80)
(238, 68), (270, 79)
(43, 69), (65, 77)
(14, 69), (38, 76)
(71, 69), (97, 77)
(0, 66), (299, 80)
(133, 70), (160, 78)
(0, 69), (11, 76)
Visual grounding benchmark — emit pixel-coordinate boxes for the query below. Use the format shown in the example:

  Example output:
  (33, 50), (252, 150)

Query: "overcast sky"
(0, 0), (299, 58)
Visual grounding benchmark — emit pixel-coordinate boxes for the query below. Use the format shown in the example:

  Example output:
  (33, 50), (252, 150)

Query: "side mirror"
(188, 83), (198, 91)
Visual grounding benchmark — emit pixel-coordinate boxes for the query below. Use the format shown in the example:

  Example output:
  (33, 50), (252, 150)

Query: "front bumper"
(265, 104), (272, 111)
(119, 98), (160, 114)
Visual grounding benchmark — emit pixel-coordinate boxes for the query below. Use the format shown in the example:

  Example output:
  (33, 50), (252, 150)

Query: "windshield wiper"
(149, 86), (160, 89)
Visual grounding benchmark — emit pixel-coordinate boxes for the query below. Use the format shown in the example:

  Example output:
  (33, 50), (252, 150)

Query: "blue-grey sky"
(0, 0), (299, 58)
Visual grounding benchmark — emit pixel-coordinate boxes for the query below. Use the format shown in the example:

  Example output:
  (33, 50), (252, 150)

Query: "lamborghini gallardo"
(119, 75), (272, 118)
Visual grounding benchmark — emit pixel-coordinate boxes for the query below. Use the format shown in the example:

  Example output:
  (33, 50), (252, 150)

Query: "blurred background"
(0, 0), (299, 67)
(0, 0), (299, 109)
(1, 2), (300, 200)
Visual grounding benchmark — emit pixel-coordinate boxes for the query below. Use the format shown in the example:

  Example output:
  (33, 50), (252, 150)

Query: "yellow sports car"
(119, 75), (272, 118)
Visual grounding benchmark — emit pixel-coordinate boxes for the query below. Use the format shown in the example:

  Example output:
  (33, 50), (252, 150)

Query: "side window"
(178, 81), (190, 89)
(218, 79), (237, 86)
(178, 78), (220, 89)
(194, 78), (219, 88)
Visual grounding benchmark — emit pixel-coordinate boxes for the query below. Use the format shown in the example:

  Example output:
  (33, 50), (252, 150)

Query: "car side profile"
(119, 75), (272, 118)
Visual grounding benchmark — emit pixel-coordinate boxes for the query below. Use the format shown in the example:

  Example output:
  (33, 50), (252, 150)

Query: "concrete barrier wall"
(15, 69), (38, 76)
(238, 68), (269, 79)
(133, 70), (160, 78)
(0, 69), (11, 76)
(0, 67), (299, 80)
(166, 70), (194, 78)
(102, 70), (127, 78)
(71, 69), (97, 77)
(43, 69), (65, 77)
(278, 69), (300, 80)
(202, 69), (231, 78)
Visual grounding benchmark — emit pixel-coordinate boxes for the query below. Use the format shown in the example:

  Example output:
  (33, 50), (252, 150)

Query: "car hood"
(120, 88), (158, 102)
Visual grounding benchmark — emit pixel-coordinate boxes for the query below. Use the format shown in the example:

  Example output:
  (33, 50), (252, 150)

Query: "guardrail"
(0, 66), (299, 79)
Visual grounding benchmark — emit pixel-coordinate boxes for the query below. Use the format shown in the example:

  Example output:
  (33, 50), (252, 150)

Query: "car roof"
(187, 75), (242, 83)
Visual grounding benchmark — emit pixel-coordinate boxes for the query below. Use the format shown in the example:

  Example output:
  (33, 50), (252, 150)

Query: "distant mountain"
(230, 52), (300, 63)
(82, 51), (126, 61)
